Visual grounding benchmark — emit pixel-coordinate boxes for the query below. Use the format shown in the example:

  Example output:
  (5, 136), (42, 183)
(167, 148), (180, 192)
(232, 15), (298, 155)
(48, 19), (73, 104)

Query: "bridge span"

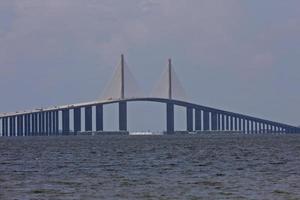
(0, 55), (299, 136)
(0, 97), (299, 136)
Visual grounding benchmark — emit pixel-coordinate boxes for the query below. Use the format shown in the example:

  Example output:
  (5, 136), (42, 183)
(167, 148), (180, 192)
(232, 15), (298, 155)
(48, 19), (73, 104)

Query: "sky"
(0, 0), (300, 131)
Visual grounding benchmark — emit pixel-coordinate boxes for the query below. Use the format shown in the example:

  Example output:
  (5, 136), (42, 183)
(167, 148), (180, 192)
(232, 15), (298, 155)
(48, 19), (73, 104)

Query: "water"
(0, 134), (300, 200)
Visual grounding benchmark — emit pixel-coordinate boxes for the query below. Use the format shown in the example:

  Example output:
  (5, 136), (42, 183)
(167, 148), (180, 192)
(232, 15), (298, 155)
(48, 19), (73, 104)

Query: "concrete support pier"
(85, 106), (92, 132)
(186, 107), (193, 132)
(166, 102), (174, 133)
(96, 105), (103, 131)
(119, 102), (127, 131)
(203, 110), (209, 131)
(62, 109), (70, 134)
(195, 109), (202, 131)
(74, 108), (81, 133)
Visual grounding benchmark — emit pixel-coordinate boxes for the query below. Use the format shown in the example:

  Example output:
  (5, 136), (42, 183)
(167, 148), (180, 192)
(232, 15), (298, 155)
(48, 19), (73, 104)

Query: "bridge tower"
(119, 54), (127, 131)
(166, 58), (174, 133)
(101, 54), (142, 131)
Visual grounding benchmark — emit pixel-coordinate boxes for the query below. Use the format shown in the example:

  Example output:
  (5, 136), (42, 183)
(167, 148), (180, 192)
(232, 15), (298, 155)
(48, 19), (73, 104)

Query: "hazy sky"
(0, 0), (300, 131)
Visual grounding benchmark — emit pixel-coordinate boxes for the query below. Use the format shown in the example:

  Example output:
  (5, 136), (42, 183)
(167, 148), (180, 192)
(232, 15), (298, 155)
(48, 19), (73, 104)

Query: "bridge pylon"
(151, 58), (186, 101)
(101, 54), (143, 100)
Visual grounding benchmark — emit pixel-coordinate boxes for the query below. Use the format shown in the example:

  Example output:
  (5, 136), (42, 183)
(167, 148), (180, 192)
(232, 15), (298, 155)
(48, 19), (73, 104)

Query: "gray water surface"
(0, 134), (300, 200)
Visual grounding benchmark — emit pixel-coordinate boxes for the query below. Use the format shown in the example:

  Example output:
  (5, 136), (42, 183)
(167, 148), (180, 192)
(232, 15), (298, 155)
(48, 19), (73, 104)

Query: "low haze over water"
(0, 134), (300, 199)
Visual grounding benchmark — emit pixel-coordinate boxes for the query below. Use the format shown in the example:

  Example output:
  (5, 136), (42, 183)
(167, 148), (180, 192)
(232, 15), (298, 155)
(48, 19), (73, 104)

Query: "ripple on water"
(0, 135), (300, 199)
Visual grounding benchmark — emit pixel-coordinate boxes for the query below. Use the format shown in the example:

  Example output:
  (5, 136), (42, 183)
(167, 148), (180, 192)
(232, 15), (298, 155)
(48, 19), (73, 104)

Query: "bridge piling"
(211, 112), (217, 131)
(96, 105), (103, 131)
(51, 111), (55, 135)
(227, 115), (230, 131)
(55, 111), (59, 135)
(166, 102), (174, 133)
(62, 109), (70, 135)
(186, 107), (193, 132)
(229, 116), (233, 131)
(9, 117), (13, 136)
(217, 114), (221, 130)
(195, 109), (202, 131)
(1, 118), (5, 136)
(203, 111), (209, 131)
(119, 102), (127, 131)
(74, 108), (81, 133)
(85, 106), (92, 132)
(221, 114), (225, 131)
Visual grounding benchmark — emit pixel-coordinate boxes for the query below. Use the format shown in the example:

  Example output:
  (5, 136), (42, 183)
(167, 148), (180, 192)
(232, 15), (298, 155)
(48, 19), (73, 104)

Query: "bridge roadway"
(0, 97), (299, 136)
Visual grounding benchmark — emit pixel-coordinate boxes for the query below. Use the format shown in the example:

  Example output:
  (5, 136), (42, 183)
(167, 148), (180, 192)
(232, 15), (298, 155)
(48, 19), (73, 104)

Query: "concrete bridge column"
(38, 113), (42, 135)
(263, 123), (267, 134)
(16, 116), (20, 136)
(85, 106), (92, 132)
(186, 107), (193, 132)
(96, 105), (103, 131)
(32, 113), (36, 135)
(74, 108), (81, 133)
(40, 113), (44, 135)
(225, 115), (229, 131)
(51, 112), (55, 135)
(229, 116), (233, 131)
(2, 118), (7, 136)
(212, 112), (218, 131)
(280, 126), (284, 134)
(271, 125), (275, 133)
(35, 113), (39, 135)
(217, 113), (221, 131)
(221, 114), (225, 131)
(50, 112), (54, 135)
(234, 117), (238, 131)
(24, 115), (28, 136)
(55, 111), (59, 135)
(195, 109), (202, 131)
(9, 117), (12, 136)
(9, 117), (14, 136)
(166, 102), (174, 133)
(5, 118), (8, 136)
(46, 112), (50, 135)
(242, 118), (246, 133)
(17, 116), (23, 136)
(44, 112), (48, 135)
(246, 119), (250, 134)
(119, 102), (127, 132)
(2, 118), (5, 136)
(21, 115), (24, 136)
(44, 111), (49, 135)
(1, 118), (3, 136)
(46, 111), (51, 136)
(46, 112), (51, 135)
(250, 121), (254, 134)
(31, 114), (35, 136)
(259, 123), (263, 134)
(267, 124), (271, 134)
(203, 110), (209, 131)
(62, 109), (70, 134)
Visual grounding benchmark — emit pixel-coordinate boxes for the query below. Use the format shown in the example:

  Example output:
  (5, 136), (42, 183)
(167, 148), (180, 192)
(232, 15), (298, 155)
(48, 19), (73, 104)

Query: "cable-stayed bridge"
(0, 55), (299, 136)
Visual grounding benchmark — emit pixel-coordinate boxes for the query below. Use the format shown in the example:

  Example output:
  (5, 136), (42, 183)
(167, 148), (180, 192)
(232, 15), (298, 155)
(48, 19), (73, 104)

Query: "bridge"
(0, 55), (299, 136)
